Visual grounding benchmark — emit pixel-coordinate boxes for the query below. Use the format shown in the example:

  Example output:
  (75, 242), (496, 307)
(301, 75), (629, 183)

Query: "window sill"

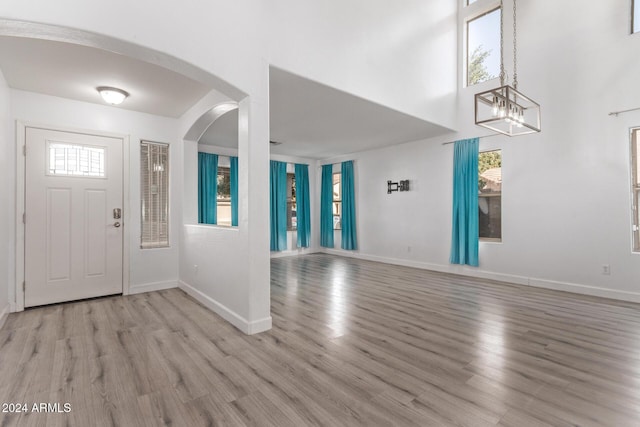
(185, 223), (239, 231)
(480, 238), (502, 243)
(140, 244), (171, 250)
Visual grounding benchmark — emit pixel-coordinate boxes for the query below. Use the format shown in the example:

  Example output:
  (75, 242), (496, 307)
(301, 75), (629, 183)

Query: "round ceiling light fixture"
(97, 86), (129, 105)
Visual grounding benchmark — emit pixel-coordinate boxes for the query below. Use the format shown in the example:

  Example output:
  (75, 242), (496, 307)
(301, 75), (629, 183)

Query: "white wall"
(0, 7), (274, 333)
(0, 0), (457, 127)
(10, 90), (181, 297)
(181, 138), (250, 326)
(4, 1), (637, 320)
(0, 69), (10, 323)
(323, 0), (640, 302)
(195, 147), (319, 257)
(0, 3), (268, 99)
(178, 140), (317, 333)
(267, 0), (458, 128)
(178, 89), (272, 335)
(0, 0), (458, 333)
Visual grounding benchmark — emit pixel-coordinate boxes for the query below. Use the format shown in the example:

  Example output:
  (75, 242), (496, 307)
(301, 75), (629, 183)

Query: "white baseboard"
(528, 278), (640, 303)
(0, 304), (10, 330)
(178, 280), (272, 335)
(319, 248), (640, 303)
(128, 280), (178, 295)
(246, 316), (273, 335)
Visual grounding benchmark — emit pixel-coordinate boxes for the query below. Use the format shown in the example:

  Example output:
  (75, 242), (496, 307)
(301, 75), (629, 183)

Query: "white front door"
(24, 127), (124, 307)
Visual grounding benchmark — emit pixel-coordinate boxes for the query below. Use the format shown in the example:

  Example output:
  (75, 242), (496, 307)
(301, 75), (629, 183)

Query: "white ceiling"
(199, 108), (239, 148)
(269, 67), (452, 159)
(200, 68), (453, 158)
(0, 36), (210, 118)
(0, 36), (452, 159)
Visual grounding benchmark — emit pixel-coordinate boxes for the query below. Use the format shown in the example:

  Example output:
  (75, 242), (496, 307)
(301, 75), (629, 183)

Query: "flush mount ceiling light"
(97, 86), (129, 105)
(474, 0), (541, 136)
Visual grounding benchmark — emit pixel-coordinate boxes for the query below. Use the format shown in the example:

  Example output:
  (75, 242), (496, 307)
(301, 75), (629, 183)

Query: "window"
(634, 0), (640, 34)
(47, 142), (105, 177)
(287, 173), (297, 231)
(466, 7), (501, 86)
(632, 129), (640, 251)
(217, 164), (231, 226)
(479, 150), (501, 240)
(333, 172), (342, 230)
(140, 141), (169, 248)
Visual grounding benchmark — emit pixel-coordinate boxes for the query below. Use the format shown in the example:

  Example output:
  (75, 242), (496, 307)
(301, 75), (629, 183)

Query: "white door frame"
(15, 121), (130, 312)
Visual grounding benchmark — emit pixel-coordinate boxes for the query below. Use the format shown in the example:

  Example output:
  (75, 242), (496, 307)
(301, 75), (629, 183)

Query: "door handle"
(113, 208), (121, 219)
(114, 222), (121, 228)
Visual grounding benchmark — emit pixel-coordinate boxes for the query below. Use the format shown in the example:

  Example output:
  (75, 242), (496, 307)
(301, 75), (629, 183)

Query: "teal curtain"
(230, 156), (238, 227)
(270, 160), (288, 251)
(450, 138), (479, 266)
(341, 160), (357, 250)
(198, 152), (218, 224)
(294, 163), (311, 248)
(320, 164), (334, 248)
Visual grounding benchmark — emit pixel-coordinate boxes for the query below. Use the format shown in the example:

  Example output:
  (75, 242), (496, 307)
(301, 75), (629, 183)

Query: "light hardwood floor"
(1, 253), (640, 426)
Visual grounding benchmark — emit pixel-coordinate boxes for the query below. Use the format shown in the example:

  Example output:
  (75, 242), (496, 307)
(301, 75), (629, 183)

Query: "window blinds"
(140, 141), (169, 248)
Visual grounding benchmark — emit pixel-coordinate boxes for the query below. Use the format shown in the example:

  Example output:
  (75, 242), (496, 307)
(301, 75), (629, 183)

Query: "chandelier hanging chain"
(512, 0), (518, 90)
(499, 0), (506, 86)
(474, 0), (540, 136)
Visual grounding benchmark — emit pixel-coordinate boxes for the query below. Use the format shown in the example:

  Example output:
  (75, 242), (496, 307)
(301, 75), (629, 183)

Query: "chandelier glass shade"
(475, 84), (540, 136)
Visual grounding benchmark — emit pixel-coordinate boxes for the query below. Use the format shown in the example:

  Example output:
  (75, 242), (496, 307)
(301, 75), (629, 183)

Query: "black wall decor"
(387, 180), (409, 194)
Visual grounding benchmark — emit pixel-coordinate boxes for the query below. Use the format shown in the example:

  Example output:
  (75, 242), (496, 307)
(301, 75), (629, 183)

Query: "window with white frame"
(479, 149), (502, 240)
(333, 172), (342, 230)
(464, 2), (501, 86)
(140, 141), (169, 248)
(287, 173), (297, 231)
(632, 129), (640, 251)
(216, 163), (232, 226)
(47, 142), (106, 177)
(216, 167), (231, 227)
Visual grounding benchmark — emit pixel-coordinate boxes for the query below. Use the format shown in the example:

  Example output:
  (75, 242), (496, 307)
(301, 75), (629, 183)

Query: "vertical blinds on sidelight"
(140, 141), (169, 248)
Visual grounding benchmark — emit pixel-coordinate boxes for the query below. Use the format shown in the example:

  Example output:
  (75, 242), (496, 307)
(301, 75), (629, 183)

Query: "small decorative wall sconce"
(388, 180), (409, 194)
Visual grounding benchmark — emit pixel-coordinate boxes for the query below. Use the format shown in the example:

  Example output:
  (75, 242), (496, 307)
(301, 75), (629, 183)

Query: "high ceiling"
(0, 36), (451, 158)
(269, 67), (451, 159)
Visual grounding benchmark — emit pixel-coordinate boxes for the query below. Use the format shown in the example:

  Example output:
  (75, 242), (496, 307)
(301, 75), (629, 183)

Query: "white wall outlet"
(602, 264), (610, 275)
(194, 264), (199, 274)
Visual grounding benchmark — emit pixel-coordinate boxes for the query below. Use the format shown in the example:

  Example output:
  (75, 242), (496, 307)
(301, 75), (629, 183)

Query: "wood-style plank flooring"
(2, 253), (640, 426)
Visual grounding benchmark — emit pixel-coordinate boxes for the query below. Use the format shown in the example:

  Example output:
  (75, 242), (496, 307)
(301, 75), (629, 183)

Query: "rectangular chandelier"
(475, 85), (541, 137)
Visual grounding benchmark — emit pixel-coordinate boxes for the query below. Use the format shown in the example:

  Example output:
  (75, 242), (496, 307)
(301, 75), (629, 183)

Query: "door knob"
(114, 222), (121, 228)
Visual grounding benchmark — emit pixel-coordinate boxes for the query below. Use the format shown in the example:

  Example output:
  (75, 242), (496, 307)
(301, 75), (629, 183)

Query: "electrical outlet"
(194, 264), (199, 274)
(602, 264), (610, 275)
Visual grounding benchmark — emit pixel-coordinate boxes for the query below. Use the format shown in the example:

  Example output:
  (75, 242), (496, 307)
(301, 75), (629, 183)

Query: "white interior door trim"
(15, 121), (130, 312)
